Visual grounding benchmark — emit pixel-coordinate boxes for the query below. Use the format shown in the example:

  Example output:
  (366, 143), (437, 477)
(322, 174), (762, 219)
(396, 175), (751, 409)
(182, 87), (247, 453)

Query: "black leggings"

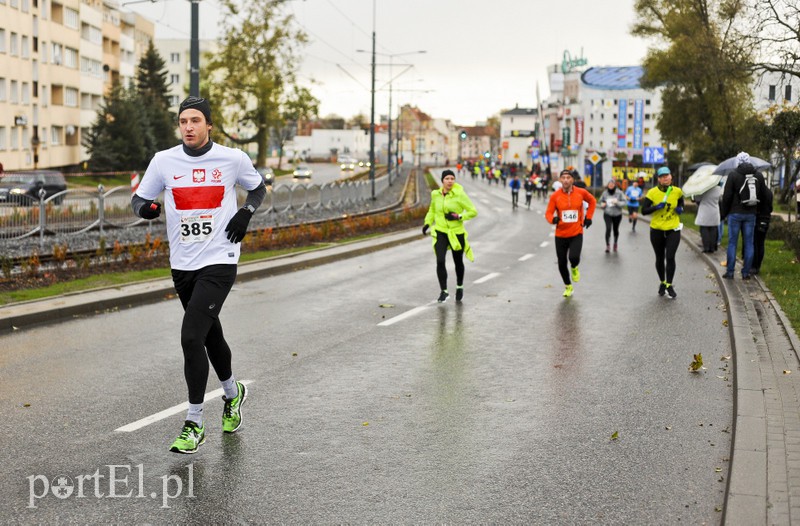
(434, 231), (465, 291)
(649, 229), (681, 284)
(554, 234), (583, 285)
(172, 264), (237, 404)
(604, 215), (622, 244)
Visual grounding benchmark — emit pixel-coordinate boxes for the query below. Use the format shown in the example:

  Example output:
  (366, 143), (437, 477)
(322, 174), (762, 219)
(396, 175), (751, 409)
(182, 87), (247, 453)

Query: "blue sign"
(633, 99), (644, 149)
(542, 154), (549, 165)
(617, 99), (627, 148)
(531, 150), (539, 159)
(643, 147), (665, 164)
(532, 139), (540, 148)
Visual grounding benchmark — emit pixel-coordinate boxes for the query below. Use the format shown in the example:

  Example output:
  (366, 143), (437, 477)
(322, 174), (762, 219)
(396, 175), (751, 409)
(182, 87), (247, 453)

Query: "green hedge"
(768, 216), (800, 260)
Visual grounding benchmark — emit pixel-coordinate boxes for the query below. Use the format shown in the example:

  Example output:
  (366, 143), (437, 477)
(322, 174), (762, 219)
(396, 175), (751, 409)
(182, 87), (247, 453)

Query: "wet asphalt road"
(0, 175), (733, 524)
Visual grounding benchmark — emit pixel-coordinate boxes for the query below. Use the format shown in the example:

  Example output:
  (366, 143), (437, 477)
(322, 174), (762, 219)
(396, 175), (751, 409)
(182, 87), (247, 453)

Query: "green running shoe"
(571, 266), (581, 283)
(563, 284), (574, 297)
(222, 381), (247, 433)
(169, 421), (205, 454)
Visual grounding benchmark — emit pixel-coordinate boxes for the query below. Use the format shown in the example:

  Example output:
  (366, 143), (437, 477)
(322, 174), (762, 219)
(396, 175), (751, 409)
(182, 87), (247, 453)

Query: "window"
(645, 128), (650, 134)
(10, 80), (18, 103)
(41, 0), (48, 19)
(64, 47), (77, 68)
(65, 87), (78, 107)
(646, 99), (651, 105)
(10, 0), (17, 7)
(52, 42), (62, 64)
(768, 85), (776, 101)
(11, 127), (18, 149)
(41, 41), (47, 63)
(21, 35), (29, 58)
(0, 78), (5, 101)
(170, 52), (181, 63)
(81, 23), (102, 45)
(22, 82), (29, 103)
(64, 7), (79, 29)
(169, 95), (180, 106)
(10, 32), (18, 56)
(613, 113), (617, 119)
(786, 85), (793, 101)
(51, 125), (61, 145)
(0, 127), (5, 150)
(645, 113), (651, 120)
(40, 127), (46, 148)
(600, 127), (604, 133)
(170, 74), (180, 85)
(80, 56), (101, 77)
(41, 84), (47, 106)
(22, 127), (29, 148)
(21, 0), (28, 11)
(0, 29), (5, 53)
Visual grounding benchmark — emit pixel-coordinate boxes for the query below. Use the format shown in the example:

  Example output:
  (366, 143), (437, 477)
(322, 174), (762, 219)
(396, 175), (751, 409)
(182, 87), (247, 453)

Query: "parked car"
(339, 158), (357, 171)
(292, 165), (313, 180)
(0, 170), (67, 205)
(256, 166), (275, 186)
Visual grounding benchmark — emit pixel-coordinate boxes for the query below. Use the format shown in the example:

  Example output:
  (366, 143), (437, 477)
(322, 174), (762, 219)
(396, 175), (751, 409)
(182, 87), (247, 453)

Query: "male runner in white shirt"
(132, 96), (266, 453)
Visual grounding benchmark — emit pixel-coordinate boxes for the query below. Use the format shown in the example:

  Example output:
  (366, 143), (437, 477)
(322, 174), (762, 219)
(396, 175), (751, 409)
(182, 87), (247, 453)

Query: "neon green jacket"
(423, 183), (478, 261)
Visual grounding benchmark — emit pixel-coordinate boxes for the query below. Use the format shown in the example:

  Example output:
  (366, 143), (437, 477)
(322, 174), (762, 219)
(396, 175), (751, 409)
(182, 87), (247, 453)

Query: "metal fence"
(0, 174), (392, 244)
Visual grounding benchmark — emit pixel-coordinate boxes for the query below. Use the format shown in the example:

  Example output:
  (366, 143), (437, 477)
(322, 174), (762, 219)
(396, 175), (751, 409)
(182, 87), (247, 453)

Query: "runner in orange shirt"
(545, 169), (597, 297)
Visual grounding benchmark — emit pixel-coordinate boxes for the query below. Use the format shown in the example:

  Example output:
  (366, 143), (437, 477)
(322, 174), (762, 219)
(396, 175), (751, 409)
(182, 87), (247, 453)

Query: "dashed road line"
(474, 272), (500, 284)
(539, 241), (549, 248)
(115, 380), (253, 432)
(378, 304), (433, 327)
(519, 254), (534, 261)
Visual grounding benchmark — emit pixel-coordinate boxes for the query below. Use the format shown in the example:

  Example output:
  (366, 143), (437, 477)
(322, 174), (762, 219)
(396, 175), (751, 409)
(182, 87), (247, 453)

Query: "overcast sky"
(126, 0), (654, 126)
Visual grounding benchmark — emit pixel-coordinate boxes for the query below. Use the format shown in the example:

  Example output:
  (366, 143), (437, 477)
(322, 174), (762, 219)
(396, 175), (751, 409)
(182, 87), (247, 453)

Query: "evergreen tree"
(83, 84), (154, 172)
(136, 41), (178, 152)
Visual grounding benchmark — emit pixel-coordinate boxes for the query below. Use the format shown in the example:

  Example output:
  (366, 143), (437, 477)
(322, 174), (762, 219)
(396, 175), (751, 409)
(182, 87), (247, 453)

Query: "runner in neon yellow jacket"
(422, 169), (478, 303)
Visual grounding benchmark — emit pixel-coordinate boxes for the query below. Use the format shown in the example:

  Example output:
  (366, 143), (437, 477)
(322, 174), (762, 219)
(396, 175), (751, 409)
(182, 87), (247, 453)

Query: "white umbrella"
(682, 164), (721, 198)
(712, 155), (772, 176)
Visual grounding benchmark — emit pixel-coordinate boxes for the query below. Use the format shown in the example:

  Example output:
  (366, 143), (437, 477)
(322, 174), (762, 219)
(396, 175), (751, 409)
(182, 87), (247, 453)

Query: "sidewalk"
(679, 225), (800, 525)
(2, 217), (800, 524)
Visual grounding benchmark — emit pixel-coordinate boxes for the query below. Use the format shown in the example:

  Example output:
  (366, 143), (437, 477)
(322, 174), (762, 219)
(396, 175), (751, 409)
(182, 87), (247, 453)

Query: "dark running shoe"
(722, 273), (734, 280)
(437, 290), (449, 303)
(666, 285), (677, 299)
(658, 282), (667, 296)
(455, 288), (464, 302)
(742, 275), (752, 281)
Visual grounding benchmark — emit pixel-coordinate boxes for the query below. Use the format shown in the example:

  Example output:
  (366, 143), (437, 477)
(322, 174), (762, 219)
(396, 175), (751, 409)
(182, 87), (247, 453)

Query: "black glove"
(445, 212), (461, 221)
(584, 218), (593, 229)
(422, 224), (429, 236)
(552, 216), (560, 225)
(140, 201), (162, 220)
(225, 207), (253, 243)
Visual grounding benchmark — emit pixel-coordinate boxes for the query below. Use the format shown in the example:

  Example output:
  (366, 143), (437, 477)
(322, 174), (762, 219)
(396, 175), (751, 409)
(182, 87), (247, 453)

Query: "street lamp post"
(31, 131), (40, 170)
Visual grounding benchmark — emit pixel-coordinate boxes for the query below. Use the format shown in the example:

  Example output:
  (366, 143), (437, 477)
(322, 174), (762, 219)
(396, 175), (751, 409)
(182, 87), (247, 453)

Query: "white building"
(154, 38), (217, 108)
(290, 129), (386, 162)
(499, 105), (538, 166)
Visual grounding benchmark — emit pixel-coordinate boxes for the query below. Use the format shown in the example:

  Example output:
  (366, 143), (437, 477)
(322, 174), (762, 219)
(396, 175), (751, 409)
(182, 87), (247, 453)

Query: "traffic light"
(459, 130), (468, 141)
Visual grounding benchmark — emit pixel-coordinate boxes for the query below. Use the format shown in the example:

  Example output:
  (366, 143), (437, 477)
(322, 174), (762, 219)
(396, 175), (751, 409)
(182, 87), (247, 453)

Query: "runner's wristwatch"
(242, 204), (256, 214)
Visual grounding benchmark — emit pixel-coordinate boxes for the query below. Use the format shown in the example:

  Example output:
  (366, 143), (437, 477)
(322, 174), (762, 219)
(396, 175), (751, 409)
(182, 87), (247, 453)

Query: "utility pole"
(189, 0), (200, 96)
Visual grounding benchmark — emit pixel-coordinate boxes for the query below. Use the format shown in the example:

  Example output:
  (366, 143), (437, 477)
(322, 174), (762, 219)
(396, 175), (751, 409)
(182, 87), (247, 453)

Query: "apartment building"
(0, 0), (153, 172)
(154, 38), (216, 108)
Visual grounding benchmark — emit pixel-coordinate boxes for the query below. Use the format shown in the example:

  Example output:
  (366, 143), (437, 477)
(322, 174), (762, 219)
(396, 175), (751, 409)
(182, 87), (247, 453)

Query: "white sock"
(186, 403), (203, 427)
(221, 376), (238, 400)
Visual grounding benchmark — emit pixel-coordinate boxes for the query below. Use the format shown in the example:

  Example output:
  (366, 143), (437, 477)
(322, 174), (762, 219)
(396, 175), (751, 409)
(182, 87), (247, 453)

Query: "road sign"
(644, 147), (665, 164)
(588, 152), (601, 165)
(531, 150), (539, 160)
(532, 139), (540, 148)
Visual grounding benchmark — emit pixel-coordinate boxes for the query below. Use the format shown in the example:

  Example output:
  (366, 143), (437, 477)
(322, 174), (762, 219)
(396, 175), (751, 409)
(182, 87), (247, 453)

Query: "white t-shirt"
(137, 143), (263, 271)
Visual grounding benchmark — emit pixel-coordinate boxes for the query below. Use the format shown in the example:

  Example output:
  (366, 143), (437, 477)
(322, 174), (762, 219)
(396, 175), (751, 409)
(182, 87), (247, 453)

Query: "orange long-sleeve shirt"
(545, 186), (597, 238)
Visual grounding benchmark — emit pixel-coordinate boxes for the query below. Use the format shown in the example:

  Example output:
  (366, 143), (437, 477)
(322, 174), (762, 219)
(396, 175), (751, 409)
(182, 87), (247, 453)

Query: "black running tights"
(604, 214), (622, 244)
(649, 228), (681, 284)
(172, 264), (237, 404)
(554, 234), (583, 285)
(434, 231), (465, 291)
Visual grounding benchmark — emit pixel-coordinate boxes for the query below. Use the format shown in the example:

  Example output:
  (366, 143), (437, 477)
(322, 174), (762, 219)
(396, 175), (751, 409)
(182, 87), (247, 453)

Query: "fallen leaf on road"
(611, 431), (619, 440)
(722, 320), (729, 327)
(721, 355), (731, 361)
(379, 304), (395, 308)
(362, 422), (369, 426)
(689, 353), (704, 372)
(784, 370), (792, 375)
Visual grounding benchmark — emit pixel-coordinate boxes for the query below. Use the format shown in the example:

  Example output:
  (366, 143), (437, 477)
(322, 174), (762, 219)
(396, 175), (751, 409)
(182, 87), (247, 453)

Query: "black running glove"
(445, 212), (461, 221)
(140, 201), (162, 220)
(422, 224), (429, 236)
(584, 218), (593, 229)
(552, 217), (560, 225)
(225, 208), (253, 243)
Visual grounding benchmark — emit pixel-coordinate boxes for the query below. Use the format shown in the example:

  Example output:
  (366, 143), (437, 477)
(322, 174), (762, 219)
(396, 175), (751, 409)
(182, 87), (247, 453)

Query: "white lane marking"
(115, 380), (253, 432)
(480, 198), (491, 204)
(495, 207), (505, 213)
(474, 272), (500, 284)
(378, 304), (433, 327)
(519, 254), (534, 261)
(539, 241), (549, 248)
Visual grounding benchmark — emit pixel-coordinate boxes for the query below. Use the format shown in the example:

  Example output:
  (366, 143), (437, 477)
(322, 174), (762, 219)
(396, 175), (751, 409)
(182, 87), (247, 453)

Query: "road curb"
(0, 228), (422, 334)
